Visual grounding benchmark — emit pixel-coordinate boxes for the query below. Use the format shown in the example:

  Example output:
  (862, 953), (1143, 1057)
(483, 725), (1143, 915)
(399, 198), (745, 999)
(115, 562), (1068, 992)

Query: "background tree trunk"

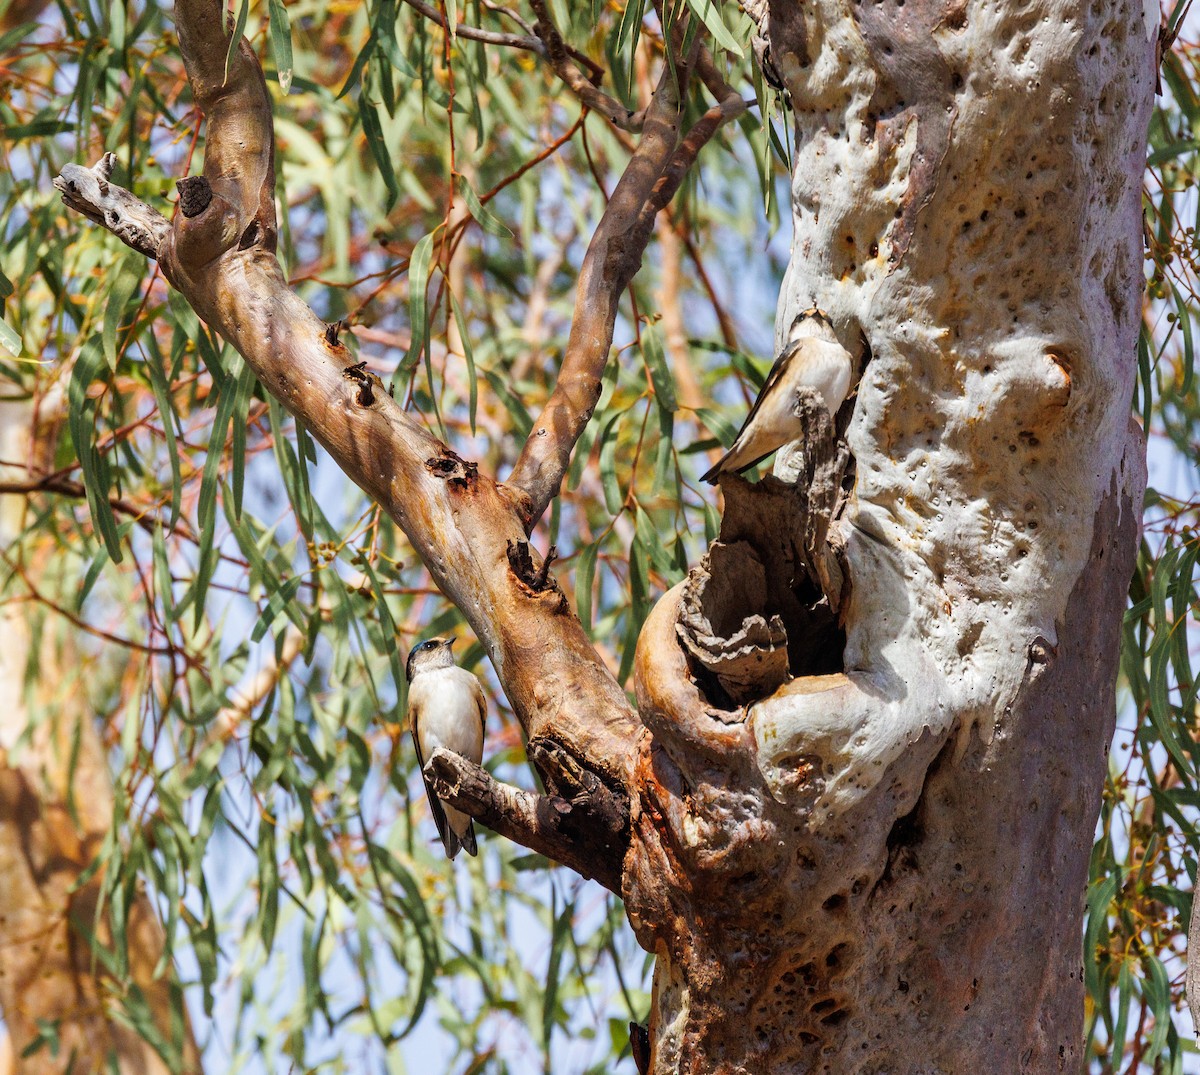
(622, 0), (1154, 1069)
(0, 400), (200, 1074)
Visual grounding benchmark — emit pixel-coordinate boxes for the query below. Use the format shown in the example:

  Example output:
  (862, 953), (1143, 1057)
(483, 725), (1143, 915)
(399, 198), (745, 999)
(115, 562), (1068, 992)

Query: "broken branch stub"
(678, 389), (852, 715)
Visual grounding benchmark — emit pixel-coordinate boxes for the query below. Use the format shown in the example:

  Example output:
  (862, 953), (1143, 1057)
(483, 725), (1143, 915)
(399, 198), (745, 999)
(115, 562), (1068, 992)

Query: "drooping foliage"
(0, 0), (1196, 1070)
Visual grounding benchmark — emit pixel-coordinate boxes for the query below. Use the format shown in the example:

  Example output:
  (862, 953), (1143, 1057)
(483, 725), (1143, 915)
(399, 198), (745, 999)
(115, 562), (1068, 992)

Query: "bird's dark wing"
(700, 349), (792, 483)
(459, 681), (486, 857)
(411, 726), (462, 859)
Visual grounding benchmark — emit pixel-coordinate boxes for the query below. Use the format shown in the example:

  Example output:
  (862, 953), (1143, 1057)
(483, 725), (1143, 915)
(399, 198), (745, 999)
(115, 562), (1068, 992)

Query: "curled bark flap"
(676, 543), (790, 710)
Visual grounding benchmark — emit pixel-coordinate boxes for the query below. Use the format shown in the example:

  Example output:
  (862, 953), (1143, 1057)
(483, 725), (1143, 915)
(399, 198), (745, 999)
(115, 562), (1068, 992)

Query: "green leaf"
(68, 337), (123, 562)
(683, 0), (743, 56)
(613, 0), (646, 100)
(224, 0), (250, 87)
(102, 256), (143, 369)
(651, 407), (674, 495)
(143, 340), (183, 528)
(450, 292), (478, 434)
(474, 366), (527, 437)
(267, 0), (294, 94)
(576, 541), (598, 631)
(458, 175), (512, 237)
(542, 896), (572, 1049)
(641, 324), (677, 413)
(693, 405), (739, 448)
(403, 232), (435, 372)
(257, 807), (280, 952)
(151, 524), (176, 623)
(230, 358), (257, 519)
(0, 317), (20, 357)
(597, 411), (625, 515)
(1169, 281), (1195, 396)
(360, 93), (400, 211)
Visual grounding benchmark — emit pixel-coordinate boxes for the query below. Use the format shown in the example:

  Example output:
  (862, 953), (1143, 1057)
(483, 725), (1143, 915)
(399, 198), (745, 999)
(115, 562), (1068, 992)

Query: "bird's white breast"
(410, 666), (484, 765)
(794, 337), (853, 414)
(754, 339), (850, 447)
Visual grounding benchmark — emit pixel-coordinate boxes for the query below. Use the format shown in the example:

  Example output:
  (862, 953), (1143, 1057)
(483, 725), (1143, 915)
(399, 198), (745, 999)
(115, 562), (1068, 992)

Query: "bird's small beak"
(445, 638), (456, 649)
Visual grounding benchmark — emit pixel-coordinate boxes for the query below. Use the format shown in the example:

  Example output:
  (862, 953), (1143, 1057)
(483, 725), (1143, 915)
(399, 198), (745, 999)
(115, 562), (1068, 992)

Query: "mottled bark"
(621, 0), (1153, 1067)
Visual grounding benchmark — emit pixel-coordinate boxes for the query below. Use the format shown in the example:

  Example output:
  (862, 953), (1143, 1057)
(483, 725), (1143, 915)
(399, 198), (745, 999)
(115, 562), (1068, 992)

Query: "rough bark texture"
(620, 0), (1154, 1068)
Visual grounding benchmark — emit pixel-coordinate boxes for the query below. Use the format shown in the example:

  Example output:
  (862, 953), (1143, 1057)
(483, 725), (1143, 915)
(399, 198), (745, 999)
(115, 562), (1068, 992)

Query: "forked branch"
(55, 0), (639, 808)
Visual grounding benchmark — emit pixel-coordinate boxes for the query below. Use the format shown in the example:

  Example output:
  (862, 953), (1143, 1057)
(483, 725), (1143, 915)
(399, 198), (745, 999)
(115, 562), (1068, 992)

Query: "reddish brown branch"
(527, 0), (645, 131)
(506, 56), (747, 527)
(0, 474), (200, 544)
(425, 747), (628, 892)
(56, 0), (641, 807)
(505, 50), (696, 525)
(399, 0), (544, 53)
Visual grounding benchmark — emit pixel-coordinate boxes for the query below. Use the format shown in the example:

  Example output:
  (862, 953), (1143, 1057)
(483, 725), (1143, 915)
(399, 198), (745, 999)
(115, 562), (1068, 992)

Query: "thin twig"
(0, 474), (200, 544)
(528, 0), (645, 131)
(400, 0), (543, 52)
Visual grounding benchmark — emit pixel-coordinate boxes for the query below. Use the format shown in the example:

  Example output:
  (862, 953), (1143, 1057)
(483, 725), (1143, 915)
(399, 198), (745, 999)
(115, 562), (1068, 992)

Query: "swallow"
(406, 637), (486, 859)
(701, 310), (854, 484)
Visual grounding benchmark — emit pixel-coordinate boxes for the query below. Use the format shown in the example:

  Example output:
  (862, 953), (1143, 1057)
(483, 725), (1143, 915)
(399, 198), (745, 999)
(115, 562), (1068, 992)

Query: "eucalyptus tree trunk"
(623, 0), (1153, 1069)
(0, 400), (199, 1074)
(49, 0), (1154, 1069)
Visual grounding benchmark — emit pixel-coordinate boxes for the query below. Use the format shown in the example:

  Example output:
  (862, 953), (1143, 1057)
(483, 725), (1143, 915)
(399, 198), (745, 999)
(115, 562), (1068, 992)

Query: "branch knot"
(506, 540), (567, 611)
(176, 175), (213, 219)
(424, 449), (478, 489)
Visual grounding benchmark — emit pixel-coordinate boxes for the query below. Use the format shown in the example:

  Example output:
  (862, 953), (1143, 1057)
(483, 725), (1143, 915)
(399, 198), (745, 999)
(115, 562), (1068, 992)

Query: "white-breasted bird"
(406, 637), (486, 859)
(701, 310), (854, 484)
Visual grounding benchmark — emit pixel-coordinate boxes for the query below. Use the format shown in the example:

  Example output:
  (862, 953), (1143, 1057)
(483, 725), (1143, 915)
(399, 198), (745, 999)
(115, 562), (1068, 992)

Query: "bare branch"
(424, 747), (628, 893)
(398, 0), (544, 54)
(506, 53), (694, 524)
(639, 94), (749, 226)
(527, 0), (645, 131)
(507, 53), (748, 526)
(53, 154), (169, 260)
(0, 472), (200, 544)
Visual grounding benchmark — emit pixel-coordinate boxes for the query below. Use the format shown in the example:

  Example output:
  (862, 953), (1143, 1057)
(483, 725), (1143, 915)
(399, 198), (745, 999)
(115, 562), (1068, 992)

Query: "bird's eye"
(419, 640), (437, 652)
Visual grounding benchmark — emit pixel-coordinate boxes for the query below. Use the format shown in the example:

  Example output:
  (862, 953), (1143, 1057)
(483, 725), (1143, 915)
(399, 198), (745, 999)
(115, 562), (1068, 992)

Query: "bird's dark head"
(405, 636), (455, 681)
(788, 308), (838, 346)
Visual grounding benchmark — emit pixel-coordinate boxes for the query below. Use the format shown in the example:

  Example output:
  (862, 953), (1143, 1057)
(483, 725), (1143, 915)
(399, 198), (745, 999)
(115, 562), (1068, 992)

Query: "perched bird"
(406, 637), (486, 859)
(701, 310), (854, 484)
